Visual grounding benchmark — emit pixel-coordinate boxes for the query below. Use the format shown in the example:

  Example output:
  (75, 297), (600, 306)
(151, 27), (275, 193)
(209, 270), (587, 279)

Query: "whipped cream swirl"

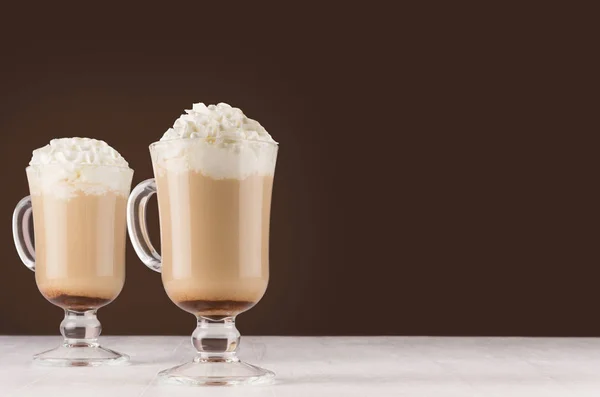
(161, 103), (276, 143)
(28, 138), (132, 198)
(30, 137), (129, 168)
(154, 103), (277, 179)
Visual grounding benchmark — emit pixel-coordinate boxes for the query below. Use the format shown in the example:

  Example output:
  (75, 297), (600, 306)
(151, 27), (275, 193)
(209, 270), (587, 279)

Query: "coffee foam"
(28, 138), (133, 198)
(154, 103), (277, 179)
(151, 139), (277, 179)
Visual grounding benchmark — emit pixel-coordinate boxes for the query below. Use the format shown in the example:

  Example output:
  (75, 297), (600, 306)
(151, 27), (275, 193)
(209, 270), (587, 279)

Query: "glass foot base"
(33, 343), (129, 367)
(158, 357), (275, 386)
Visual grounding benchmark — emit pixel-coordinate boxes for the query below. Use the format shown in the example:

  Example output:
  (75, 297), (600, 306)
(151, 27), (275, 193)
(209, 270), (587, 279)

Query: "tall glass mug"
(13, 162), (133, 366)
(128, 137), (278, 385)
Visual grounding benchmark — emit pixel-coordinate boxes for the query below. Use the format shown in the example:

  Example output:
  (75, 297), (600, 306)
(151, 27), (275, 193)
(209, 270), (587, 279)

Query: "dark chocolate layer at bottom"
(175, 299), (256, 318)
(47, 294), (112, 311)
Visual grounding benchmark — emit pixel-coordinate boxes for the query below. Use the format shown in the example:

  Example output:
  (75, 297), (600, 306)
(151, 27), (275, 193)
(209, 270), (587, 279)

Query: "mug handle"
(12, 196), (35, 271)
(127, 178), (162, 273)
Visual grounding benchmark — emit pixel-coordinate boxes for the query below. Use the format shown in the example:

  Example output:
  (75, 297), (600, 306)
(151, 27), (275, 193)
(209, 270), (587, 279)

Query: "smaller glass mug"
(12, 164), (133, 366)
(128, 137), (278, 385)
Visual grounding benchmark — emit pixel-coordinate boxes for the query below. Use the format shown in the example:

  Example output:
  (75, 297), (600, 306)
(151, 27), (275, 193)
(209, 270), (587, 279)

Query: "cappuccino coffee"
(27, 138), (133, 311)
(152, 103), (277, 318)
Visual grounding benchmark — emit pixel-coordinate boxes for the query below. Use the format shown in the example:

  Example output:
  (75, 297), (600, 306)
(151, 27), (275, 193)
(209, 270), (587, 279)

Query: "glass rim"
(26, 164), (133, 171)
(149, 137), (279, 149)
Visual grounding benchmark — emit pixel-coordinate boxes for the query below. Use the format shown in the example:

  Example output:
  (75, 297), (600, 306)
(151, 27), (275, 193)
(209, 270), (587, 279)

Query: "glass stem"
(60, 309), (102, 347)
(192, 316), (240, 362)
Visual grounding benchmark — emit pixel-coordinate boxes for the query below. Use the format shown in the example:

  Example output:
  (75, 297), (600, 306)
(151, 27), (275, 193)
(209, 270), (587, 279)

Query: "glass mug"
(128, 137), (278, 385)
(12, 164), (133, 366)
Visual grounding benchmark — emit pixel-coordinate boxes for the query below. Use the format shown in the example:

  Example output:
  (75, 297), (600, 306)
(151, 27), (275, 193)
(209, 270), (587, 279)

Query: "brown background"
(0, 4), (595, 336)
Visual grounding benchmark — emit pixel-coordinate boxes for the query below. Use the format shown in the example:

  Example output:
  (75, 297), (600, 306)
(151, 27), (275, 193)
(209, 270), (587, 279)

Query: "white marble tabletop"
(1, 336), (600, 396)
